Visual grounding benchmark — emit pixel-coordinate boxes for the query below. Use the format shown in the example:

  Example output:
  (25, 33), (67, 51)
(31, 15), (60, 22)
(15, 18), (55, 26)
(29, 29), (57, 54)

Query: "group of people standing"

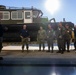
(37, 22), (72, 54)
(0, 22), (75, 54)
(20, 22), (75, 54)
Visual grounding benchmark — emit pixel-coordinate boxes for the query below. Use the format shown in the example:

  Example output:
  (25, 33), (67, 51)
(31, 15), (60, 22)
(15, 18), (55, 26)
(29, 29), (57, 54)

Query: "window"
(33, 11), (39, 18)
(11, 12), (17, 19)
(1, 11), (10, 20)
(25, 12), (30, 19)
(11, 11), (23, 20)
(18, 11), (22, 18)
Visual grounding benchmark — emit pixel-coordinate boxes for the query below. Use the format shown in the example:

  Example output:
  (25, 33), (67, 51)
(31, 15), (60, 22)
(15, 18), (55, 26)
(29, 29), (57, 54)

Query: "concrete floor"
(2, 43), (74, 50)
(0, 43), (76, 64)
(0, 43), (75, 58)
(0, 43), (76, 75)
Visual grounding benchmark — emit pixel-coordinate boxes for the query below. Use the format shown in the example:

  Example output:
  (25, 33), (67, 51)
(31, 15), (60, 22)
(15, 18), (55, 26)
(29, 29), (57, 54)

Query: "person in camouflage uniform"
(64, 24), (72, 52)
(46, 24), (55, 53)
(56, 22), (65, 54)
(37, 26), (46, 51)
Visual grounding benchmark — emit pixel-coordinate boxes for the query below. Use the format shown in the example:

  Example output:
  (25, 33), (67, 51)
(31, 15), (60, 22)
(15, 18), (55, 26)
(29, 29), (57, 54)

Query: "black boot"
(57, 48), (61, 53)
(51, 49), (53, 53)
(0, 48), (2, 53)
(39, 44), (41, 51)
(22, 45), (24, 52)
(27, 48), (29, 52)
(43, 44), (45, 51)
(0, 43), (3, 53)
(67, 50), (70, 52)
(43, 48), (44, 51)
(43, 46), (45, 51)
(67, 48), (70, 52)
(47, 47), (50, 52)
(61, 48), (64, 54)
(61, 51), (64, 54)
(51, 47), (53, 53)
(26, 44), (29, 52)
(75, 47), (76, 50)
(47, 48), (50, 52)
(39, 47), (41, 51)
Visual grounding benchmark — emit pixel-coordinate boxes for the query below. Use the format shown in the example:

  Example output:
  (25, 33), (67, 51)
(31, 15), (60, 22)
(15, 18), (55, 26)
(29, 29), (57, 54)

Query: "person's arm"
(42, 30), (46, 40)
(2, 25), (8, 31)
(37, 30), (39, 41)
(20, 30), (23, 39)
(71, 30), (75, 39)
(27, 30), (30, 38)
(20, 34), (23, 38)
(27, 30), (30, 41)
(69, 29), (72, 38)
(55, 29), (59, 39)
(46, 30), (49, 38)
(52, 29), (56, 39)
(62, 27), (66, 37)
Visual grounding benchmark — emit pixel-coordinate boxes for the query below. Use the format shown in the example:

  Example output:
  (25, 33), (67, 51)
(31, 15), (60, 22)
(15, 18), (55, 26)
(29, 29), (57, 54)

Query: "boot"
(61, 51), (64, 54)
(0, 43), (3, 53)
(22, 45), (24, 52)
(43, 48), (44, 51)
(27, 48), (29, 52)
(47, 47), (50, 52)
(67, 48), (70, 52)
(43, 44), (45, 51)
(51, 47), (53, 53)
(51, 49), (53, 53)
(22, 48), (24, 52)
(67, 50), (70, 52)
(57, 48), (61, 53)
(38, 47), (41, 51)
(26, 45), (29, 52)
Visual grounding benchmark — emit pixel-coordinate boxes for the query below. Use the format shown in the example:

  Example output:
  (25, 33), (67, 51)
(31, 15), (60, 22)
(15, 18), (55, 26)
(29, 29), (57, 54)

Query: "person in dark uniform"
(0, 24), (3, 52)
(37, 26), (46, 51)
(56, 22), (65, 54)
(0, 23), (3, 60)
(20, 25), (30, 52)
(46, 24), (55, 53)
(74, 25), (76, 50)
(0, 23), (7, 52)
(64, 24), (72, 52)
(0, 22), (7, 60)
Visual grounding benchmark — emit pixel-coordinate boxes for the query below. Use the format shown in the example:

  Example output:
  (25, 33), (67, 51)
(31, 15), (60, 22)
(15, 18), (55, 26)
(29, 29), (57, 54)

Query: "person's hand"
(5, 27), (8, 31)
(37, 38), (38, 41)
(28, 38), (30, 41)
(20, 36), (23, 39)
(59, 36), (62, 38)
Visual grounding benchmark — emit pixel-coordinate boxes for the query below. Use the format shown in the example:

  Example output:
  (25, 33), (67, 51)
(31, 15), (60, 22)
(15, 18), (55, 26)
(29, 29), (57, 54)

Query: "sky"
(0, 0), (76, 24)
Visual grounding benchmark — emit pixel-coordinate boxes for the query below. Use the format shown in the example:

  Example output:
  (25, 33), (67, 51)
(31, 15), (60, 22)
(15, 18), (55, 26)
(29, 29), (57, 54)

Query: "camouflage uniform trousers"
(64, 38), (71, 51)
(38, 39), (45, 51)
(47, 38), (54, 52)
(57, 38), (65, 53)
(21, 38), (29, 51)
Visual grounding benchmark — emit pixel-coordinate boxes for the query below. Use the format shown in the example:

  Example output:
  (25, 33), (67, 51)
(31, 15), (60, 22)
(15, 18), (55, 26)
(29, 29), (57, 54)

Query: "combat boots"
(0, 43), (3, 53)
(22, 48), (24, 52)
(22, 45), (24, 52)
(67, 50), (70, 52)
(67, 47), (70, 52)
